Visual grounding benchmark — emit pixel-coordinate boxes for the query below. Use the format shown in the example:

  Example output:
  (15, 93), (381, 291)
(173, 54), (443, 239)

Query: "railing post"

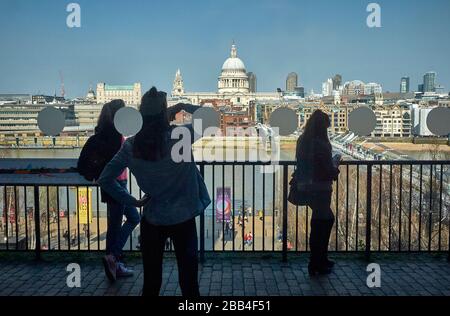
(199, 164), (205, 263)
(33, 185), (41, 260)
(448, 224), (450, 262)
(365, 164), (372, 261)
(282, 164), (288, 262)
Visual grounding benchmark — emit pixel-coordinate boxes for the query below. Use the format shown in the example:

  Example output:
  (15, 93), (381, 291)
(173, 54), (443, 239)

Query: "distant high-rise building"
(342, 80), (365, 95)
(332, 74), (342, 90)
(400, 77), (410, 93)
(286, 72), (298, 92)
(435, 85), (445, 94)
(322, 78), (333, 96)
(423, 71), (436, 92)
(247, 72), (257, 93)
(418, 84), (424, 93)
(295, 86), (305, 98)
(364, 82), (382, 95)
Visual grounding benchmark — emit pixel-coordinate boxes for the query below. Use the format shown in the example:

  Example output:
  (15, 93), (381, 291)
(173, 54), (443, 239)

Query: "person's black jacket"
(93, 125), (123, 204)
(295, 137), (339, 191)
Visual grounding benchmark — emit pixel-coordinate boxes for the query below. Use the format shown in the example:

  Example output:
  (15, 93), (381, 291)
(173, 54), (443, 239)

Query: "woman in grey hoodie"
(98, 87), (210, 296)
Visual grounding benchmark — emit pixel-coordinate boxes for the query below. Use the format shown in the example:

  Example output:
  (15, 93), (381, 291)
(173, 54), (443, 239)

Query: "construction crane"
(59, 70), (65, 99)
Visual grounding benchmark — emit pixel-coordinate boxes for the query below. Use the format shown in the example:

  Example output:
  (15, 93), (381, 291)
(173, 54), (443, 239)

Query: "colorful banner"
(76, 188), (92, 224)
(216, 187), (232, 223)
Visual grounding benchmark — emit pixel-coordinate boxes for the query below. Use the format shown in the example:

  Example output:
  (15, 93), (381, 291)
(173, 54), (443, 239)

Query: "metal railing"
(1, 159), (449, 261)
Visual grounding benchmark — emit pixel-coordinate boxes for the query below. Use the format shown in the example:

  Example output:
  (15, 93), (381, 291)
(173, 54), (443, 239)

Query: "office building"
(423, 71), (436, 92)
(286, 72), (298, 92)
(400, 77), (410, 93)
(0, 103), (75, 135)
(322, 78), (333, 97)
(342, 80), (365, 95)
(0, 94), (32, 105)
(96, 82), (142, 105)
(295, 86), (305, 98)
(364, 82), (382, 95)
(247, 72), (257, 93)
(332, 74), (342, 90)
(372, 105), (411, 138)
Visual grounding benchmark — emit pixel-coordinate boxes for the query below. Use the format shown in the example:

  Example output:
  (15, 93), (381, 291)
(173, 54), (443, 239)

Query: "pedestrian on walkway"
(98, 87), (210, 297)
(293, 110), (341, 276)
(79, 99), (141, 282)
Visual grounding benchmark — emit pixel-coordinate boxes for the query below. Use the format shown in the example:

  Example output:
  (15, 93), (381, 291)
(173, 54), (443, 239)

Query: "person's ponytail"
(133, 87), (169, 161)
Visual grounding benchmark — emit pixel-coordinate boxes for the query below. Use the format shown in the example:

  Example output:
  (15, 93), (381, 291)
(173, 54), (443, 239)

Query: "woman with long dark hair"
(94, 99), (141, 281)
(98, 87), (210, 296)
(295, 110), (341, 275)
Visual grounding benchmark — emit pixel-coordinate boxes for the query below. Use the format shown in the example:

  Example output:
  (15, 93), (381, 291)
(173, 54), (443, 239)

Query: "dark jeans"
(308, 191), (335, 265)
(105, 180), (140, 259)
(140, 217), (200, 297)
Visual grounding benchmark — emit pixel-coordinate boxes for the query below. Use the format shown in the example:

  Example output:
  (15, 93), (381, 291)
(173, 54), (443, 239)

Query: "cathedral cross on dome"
(231, 42), (237, 58)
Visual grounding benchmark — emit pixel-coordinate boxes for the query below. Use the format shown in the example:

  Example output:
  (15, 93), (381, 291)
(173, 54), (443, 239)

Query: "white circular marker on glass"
(37, 106), (65, 136)
(113, 107), (143, 136)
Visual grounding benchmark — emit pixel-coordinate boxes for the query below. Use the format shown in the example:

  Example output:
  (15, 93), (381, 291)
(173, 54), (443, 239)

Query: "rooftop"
(104, 85), (135, 91)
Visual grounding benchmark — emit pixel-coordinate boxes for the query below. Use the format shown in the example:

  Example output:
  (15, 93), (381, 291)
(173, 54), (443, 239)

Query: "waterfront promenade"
(1, 253), (449, 296)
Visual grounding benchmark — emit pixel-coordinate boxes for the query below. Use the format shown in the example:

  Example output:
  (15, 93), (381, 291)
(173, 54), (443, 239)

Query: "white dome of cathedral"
(222, 45), (246, 71)
(218, 44), (250, 94)
(170, 43), (282, 106)
(222, 58), (246, 71)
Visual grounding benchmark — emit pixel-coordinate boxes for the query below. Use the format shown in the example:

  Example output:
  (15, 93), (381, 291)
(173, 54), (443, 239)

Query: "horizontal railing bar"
(196, 160), (450, 166)
(0, 182), (97, 187)
(1, 158), (450, 169)
(1, 249), (447, 254)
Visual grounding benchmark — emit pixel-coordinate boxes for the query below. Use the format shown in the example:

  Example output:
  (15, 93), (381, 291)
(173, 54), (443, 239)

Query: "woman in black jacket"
(93, 99), (141, 281)
(295, 110), (340, 275)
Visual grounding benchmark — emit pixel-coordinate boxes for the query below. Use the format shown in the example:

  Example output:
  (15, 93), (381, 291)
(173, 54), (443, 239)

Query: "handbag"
(287, 171), (310, 206)
(289, 140), (316, 206)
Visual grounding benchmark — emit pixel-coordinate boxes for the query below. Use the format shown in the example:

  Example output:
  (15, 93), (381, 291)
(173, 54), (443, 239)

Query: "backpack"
(77, 133), (117, 181)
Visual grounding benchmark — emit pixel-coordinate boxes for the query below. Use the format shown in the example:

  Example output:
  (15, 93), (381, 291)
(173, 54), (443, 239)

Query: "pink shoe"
(102, 255), (117, 282)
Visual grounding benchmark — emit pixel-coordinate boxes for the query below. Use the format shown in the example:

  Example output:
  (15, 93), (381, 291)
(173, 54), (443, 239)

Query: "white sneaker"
(116, 262), (134, 278)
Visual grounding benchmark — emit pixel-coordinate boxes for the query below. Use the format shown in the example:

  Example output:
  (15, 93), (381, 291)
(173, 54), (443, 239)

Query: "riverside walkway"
(1, 253), (449, 296)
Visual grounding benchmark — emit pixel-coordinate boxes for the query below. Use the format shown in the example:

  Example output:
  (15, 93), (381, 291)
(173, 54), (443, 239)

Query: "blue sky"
(0, 0), (449, 98)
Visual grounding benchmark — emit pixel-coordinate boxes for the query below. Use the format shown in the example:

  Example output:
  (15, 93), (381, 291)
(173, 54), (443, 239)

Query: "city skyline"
(1, 0), (450, 98)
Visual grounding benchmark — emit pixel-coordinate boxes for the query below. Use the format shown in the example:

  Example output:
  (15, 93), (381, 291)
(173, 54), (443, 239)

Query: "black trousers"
(308, 191), (335, 265)
(308, 190), (334, 221)
(140, 217), (200, 297)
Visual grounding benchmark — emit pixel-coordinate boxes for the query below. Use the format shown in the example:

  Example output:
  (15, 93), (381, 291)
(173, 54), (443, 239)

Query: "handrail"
(0, 158), (449, 262)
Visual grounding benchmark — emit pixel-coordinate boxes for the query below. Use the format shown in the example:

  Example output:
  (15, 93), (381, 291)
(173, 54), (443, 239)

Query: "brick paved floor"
(0, 253), (449, 296)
